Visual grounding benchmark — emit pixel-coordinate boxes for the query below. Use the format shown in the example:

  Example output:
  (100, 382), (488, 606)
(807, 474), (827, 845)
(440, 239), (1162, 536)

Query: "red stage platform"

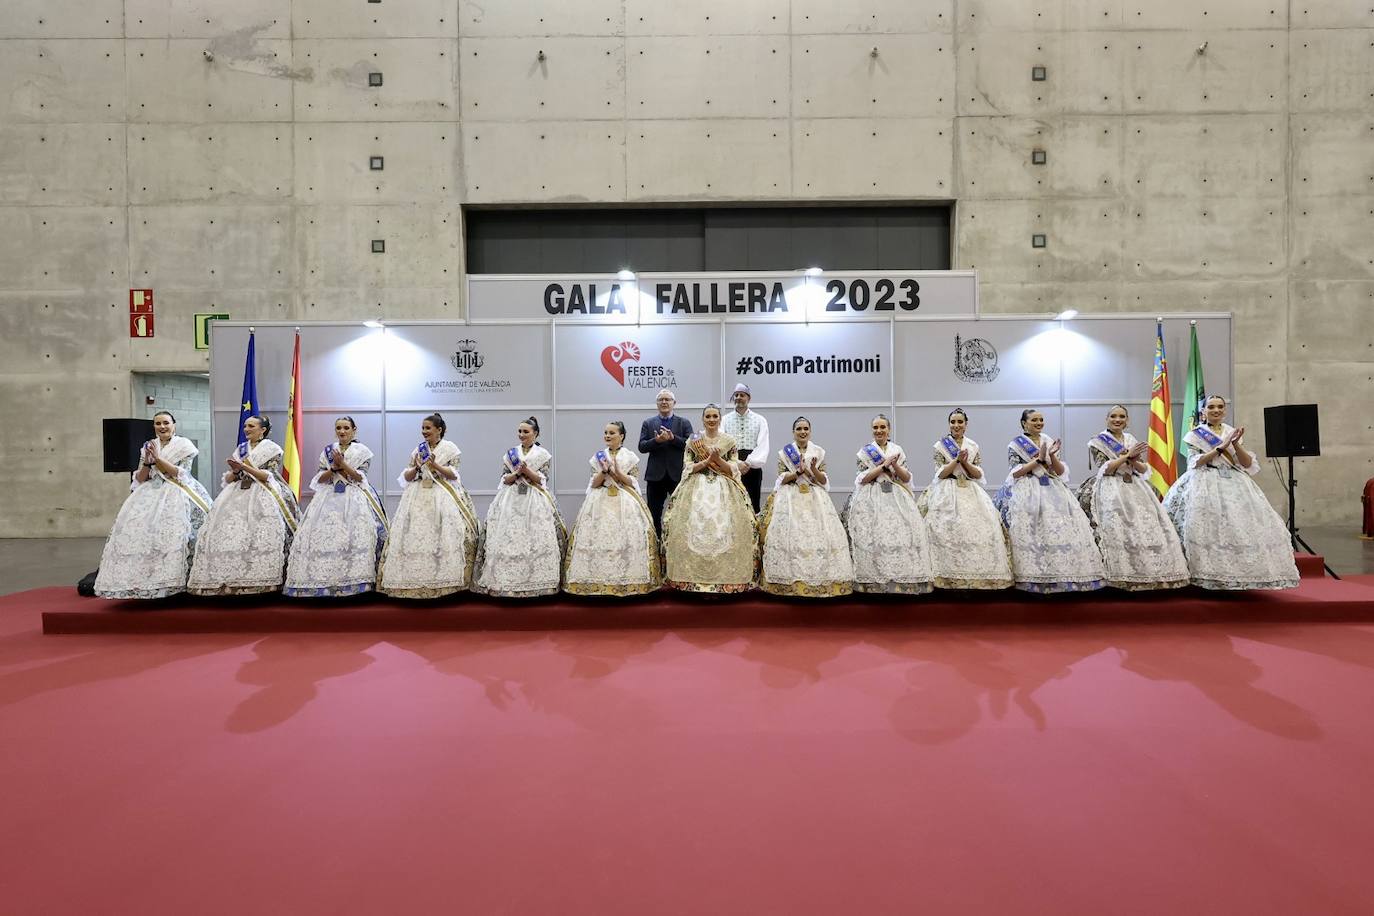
(22, 555), (1374, 635)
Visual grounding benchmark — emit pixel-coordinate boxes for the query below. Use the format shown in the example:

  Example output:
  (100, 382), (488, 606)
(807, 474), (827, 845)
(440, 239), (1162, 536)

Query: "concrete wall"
(1, 1), (1370, 535)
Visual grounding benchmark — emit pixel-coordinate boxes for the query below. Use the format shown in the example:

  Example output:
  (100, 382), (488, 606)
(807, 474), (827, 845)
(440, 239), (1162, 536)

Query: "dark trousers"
(738, 449), (762, 514)
(647, 477), (677, 535)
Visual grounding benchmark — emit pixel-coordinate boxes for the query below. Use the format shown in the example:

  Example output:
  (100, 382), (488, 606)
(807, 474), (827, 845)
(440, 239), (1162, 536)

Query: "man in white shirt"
(721, 382), (769, 513)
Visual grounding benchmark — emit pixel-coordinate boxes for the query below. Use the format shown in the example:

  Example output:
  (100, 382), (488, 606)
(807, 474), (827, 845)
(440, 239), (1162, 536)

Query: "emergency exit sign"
(194, 313), (230, 349)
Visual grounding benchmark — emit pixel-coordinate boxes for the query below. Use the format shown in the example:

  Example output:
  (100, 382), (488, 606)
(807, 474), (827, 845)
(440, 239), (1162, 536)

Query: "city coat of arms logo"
(953, 333), (1000, 383)
(451, 339), (484, 376)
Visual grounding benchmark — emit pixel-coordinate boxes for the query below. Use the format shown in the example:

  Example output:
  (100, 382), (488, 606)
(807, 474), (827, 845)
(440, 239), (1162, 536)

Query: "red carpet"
(5, 562), (1374, 914)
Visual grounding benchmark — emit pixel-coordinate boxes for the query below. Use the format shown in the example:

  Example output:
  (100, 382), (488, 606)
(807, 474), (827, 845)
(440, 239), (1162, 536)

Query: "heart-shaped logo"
(600, 341), (640, 386)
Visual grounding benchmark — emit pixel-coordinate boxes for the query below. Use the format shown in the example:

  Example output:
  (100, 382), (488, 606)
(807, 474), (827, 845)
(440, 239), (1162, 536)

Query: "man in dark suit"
(638, 388), (693, 536)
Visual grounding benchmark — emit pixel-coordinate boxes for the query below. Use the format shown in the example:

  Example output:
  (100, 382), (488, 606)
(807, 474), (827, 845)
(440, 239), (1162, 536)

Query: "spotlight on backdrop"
(363, 318), (384, 328)
(1056, 309), (1079, 320)
(617, 269), (636, 281)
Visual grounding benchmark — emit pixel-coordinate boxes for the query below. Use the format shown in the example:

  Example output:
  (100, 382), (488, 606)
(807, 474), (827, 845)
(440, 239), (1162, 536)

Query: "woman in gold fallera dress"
(661, 404), (759, 593)
(758, 417), (854, 597)
(564, 421), (662, 596)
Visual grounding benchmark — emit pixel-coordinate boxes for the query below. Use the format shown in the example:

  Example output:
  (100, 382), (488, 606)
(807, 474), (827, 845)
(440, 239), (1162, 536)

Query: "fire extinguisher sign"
(129, 289), (154, 338)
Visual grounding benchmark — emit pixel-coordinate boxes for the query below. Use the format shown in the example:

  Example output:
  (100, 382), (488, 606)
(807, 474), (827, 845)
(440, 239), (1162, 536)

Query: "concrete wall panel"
(958, 200), (1124, 283)
(0, 1), (124, 39)
(1291, 197), (1374, 279)
(293, 39), (457, 121)
(297, 288), (462, 322)
(626, 0), (789, 36)
(458, 0), (625, 37)
(1125, 31), (1287, 114)
(792, 34), (954, 118)
(0, 125), (126, 205)
(1291, 115), (1374, 197)
(1125, 1), (1283, 31)
(125, 1), (290, 39)
(959, 116), (1122, 199)
(958, 1), (1120, 33)
(463, 122), (625, 202)
(794, 118), (953, 199)
(1127, 198), (1284, 280)
(628, 120), (790, 199)
(0, 375), (131, 530)
(0, 293), (126, 375)
(0, 40), (125, 123)
(0, 208), (127, 290)
(976, 280), (1120, 313)
(1291, 30), (1374, 111)
(957, 32), (1123, 116)
(129, 124), (292, 204)
(1125, 115), (1284, 199)
(1290, 281), (1374, 364)
(627, 37), (789, 119)
(130, 206), (293, 290)
(295, 124), (458, 204)
(793, 0), (952, 34)
(296, 205), (460, 289)
(1291, 4), (1374, 29)
(127, 39), (292, 122)
(293, 0), (456, 39)
(460, 38), (625, 121)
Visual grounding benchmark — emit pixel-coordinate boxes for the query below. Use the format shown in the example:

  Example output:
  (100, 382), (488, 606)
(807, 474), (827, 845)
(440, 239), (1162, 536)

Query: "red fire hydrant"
(1364, 477), (1374, 539)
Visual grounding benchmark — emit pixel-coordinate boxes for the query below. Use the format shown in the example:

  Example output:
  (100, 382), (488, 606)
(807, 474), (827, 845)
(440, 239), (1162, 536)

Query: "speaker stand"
(1286, 456), (1340, 579)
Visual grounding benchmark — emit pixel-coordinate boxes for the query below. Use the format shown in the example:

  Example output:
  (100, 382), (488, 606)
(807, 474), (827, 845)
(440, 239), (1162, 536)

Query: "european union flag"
(237, 331), (259, 447)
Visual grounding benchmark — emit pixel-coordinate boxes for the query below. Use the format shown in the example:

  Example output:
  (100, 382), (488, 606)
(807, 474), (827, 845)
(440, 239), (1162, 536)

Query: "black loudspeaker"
(102, 418), (156, 472)
(1263, 404), (1320, 458)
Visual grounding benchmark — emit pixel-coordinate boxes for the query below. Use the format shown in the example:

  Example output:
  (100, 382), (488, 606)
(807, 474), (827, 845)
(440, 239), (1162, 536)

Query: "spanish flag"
(282, 331), (304, 499)
(1147, 320), (1178, 498)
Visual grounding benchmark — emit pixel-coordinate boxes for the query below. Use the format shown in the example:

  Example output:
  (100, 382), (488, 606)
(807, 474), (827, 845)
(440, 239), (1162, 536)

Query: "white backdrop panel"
(1061, 317), (1230, 404)
(384, 323), (552, 410)
(895, 319), (1061, 405)
(553, 322), (721, 406)
(211, 324), (385, 412)
(722, 321), (892, 404)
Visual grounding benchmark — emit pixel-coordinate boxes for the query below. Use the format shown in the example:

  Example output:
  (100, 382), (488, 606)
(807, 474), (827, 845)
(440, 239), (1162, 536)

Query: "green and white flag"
(1179, 322), (1205, 463)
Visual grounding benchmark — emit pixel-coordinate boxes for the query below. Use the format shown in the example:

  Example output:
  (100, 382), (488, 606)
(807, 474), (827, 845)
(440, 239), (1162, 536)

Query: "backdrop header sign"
(467, 271), (978, 323)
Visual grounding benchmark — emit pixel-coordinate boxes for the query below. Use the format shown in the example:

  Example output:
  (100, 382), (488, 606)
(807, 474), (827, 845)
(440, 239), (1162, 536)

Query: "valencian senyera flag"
(237, 331), (259, 447)
(1147, 321), (1178, 498)
(282, 330), (304, 498)
(1180, 322), (1205, 466)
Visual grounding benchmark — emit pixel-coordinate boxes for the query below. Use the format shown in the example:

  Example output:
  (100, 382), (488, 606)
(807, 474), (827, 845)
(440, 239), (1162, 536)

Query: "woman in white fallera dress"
(1163, 395), (1300, 590)
(992, 409), (1105, 593)
(283, 416), (389, 598)
(661, 404), (759, 593)
(188, 415), (301, 596)
(919, 409), (1013, 590)
(95, 410), (213, 599)
(1075, 405), (1189, 591)
(842, 414), (934, 595)
(474, 416), (567, 598)
(377, 413), (481, 599)
(564, 421), (662, 596)
(758, 417), (854, 597)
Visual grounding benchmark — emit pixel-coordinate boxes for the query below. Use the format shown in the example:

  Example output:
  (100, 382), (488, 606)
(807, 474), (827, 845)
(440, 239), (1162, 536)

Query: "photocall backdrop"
(210, 272), (1231, 518)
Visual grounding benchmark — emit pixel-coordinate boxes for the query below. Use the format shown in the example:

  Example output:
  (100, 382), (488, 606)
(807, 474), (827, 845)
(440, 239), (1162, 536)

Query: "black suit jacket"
(638, 414), (693, 483)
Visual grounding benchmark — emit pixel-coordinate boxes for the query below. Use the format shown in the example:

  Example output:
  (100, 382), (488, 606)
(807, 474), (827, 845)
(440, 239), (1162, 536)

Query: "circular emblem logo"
(953, 334), (999, 383)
